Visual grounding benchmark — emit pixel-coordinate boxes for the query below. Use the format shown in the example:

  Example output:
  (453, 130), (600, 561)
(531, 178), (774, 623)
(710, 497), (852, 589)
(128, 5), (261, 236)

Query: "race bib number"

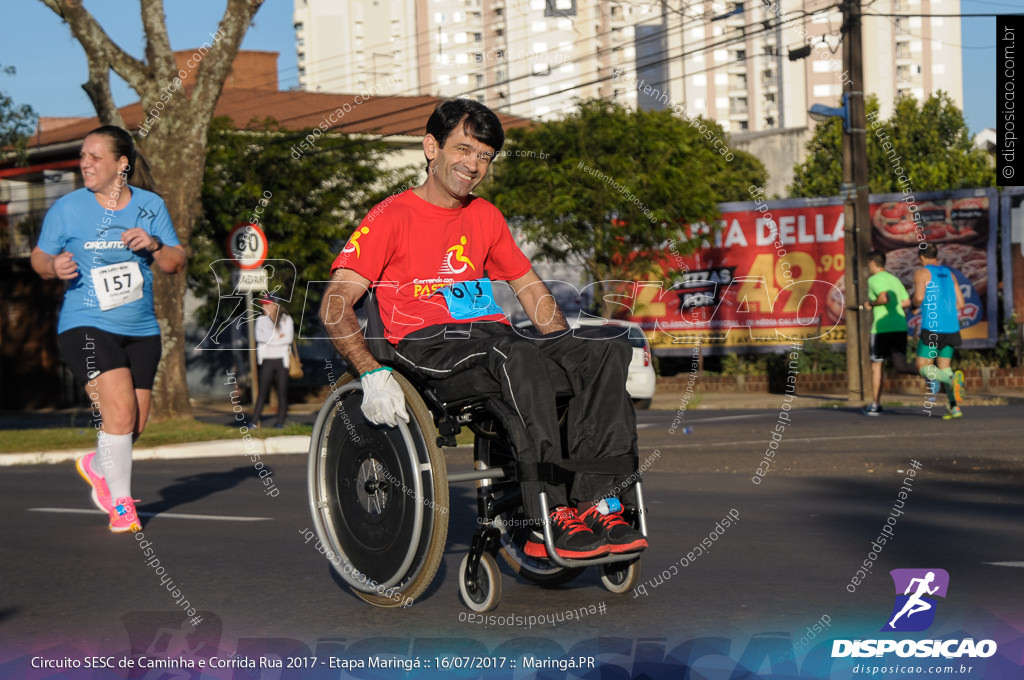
(440, 278), (504, 320)
(92, 261), (143, 311)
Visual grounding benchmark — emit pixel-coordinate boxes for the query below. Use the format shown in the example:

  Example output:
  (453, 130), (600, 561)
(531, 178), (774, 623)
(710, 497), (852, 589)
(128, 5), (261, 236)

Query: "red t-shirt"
(331, 190), (532, 343)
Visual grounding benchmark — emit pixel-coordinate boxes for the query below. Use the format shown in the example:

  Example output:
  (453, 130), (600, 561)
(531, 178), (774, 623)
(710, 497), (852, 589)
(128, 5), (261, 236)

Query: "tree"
(789, 92), (994, 197)
(39, 0), (264, 419)
(189, 117), (417, 337)
(0, 65), (38, 165)
(481, 99), (767, 316)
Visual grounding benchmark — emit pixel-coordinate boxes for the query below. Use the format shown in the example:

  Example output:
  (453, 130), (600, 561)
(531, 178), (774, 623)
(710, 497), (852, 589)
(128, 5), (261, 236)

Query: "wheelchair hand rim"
(307, 380), (425, 593)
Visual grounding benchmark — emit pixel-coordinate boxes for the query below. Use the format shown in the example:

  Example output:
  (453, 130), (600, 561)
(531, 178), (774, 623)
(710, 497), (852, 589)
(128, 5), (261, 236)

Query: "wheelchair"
(307, 295), (647, 611)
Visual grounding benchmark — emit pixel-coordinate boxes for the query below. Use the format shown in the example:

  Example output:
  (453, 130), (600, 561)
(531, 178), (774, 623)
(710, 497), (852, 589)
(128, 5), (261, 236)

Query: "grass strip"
(0, 419), (313, 454)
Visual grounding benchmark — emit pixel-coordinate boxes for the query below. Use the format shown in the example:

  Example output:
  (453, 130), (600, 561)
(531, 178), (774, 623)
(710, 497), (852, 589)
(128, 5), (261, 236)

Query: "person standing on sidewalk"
(912, 243), (966, 420)
(860, 251), (916, 416)
(31, 125), (185, 533)
(247, 294), (294, 429)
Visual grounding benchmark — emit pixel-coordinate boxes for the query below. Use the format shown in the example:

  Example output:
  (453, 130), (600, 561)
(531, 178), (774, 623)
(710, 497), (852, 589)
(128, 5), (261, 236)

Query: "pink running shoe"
(109, 497), (142, 533)
(75, 452), (114, 513)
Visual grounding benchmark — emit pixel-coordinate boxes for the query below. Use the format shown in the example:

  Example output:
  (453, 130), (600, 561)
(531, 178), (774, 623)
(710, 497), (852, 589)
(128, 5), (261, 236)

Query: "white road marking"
(639, 415), (765, 429)
(658, 428), (1024, 449)
(984, 562), (1024, 568)
(690, 414), (767, 423)
(660, 433), (899, 449)
(29, 507), (272, 522)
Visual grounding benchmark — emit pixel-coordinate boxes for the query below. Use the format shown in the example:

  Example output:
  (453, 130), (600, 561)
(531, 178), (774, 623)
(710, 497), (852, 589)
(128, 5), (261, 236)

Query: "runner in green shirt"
(860, 251), (915, 415)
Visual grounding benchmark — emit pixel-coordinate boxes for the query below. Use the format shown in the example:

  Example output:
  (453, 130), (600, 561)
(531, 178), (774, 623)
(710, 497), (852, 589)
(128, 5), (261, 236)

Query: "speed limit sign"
(227, 223), (268, 270)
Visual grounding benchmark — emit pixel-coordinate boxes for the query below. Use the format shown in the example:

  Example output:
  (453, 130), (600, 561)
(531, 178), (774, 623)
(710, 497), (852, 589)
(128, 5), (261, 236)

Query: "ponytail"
(130, 150), (158, 193)
(84, 125), (159, 194)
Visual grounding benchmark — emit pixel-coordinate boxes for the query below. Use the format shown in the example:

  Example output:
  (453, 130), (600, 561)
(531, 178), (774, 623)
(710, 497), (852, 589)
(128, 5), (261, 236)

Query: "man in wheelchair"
(319, 98), (647, 561)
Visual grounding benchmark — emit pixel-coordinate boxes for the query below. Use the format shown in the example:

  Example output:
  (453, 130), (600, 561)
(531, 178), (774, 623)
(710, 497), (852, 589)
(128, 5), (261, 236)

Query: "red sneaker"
(579, 499), (648, 554)
(523, 506), (607, 559)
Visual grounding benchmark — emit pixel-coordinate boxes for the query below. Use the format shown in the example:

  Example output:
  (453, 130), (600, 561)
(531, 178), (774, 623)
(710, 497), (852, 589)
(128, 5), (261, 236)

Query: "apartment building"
(293, 0), (962, 130)
(293, 0), (664, 119)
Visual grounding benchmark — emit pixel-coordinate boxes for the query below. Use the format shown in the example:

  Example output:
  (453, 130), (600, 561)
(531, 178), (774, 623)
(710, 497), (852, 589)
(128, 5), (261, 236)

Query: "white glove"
(359, 367), (409, 427)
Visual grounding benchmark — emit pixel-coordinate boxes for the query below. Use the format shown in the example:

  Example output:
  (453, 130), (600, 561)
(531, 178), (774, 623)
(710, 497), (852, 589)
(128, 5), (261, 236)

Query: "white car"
(515, 317), (657, 409)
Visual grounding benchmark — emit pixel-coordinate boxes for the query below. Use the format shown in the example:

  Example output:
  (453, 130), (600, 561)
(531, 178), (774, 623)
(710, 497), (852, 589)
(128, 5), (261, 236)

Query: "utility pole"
(841, 0), (871, 403)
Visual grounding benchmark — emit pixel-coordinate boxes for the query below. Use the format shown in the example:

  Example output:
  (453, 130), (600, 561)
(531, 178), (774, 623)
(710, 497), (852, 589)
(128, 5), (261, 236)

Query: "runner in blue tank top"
(912, 242), (965, 420)
(31, 126), (186, 532)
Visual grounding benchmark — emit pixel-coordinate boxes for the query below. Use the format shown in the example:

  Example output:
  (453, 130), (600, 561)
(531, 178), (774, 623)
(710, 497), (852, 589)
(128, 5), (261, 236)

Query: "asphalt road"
(2, 404), (1023, 677)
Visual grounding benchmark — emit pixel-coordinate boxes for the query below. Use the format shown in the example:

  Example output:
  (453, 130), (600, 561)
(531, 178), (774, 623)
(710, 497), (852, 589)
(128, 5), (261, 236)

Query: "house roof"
(30, 89), (533, 148)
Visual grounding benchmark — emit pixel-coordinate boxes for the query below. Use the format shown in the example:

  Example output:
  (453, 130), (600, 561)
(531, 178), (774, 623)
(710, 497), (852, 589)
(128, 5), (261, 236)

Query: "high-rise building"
(293, 0), (963, 131)
(636, 0), (964, 133)
(294, 0), (663, 119)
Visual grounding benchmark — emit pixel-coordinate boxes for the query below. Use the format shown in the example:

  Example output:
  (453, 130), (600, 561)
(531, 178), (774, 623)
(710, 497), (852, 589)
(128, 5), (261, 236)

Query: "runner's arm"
(911, 268), (930, 309)
(151, 244), (186, 274)
(121, 227), (185, 274)
(30, 246), (78, 280)
(320, 267), (380, 375)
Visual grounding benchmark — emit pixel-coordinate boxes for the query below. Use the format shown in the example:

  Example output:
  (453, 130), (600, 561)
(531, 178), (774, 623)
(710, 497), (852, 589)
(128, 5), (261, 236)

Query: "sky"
(0, 0), (1014, 136)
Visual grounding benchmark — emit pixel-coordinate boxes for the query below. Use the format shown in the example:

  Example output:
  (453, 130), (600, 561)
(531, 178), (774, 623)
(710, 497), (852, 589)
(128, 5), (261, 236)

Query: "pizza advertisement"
(870, 188), (999, 349)
(624, 197), (848, 353)
(624, 189), (999, 354)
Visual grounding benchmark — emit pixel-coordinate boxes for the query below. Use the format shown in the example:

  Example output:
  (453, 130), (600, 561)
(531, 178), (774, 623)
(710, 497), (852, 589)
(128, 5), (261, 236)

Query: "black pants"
(395, 322), (638, 519)
(253, 358), (288, 427)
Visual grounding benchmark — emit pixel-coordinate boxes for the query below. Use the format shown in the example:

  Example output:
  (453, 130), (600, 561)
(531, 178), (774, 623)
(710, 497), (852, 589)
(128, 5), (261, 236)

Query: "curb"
(0, 435), (311, 467)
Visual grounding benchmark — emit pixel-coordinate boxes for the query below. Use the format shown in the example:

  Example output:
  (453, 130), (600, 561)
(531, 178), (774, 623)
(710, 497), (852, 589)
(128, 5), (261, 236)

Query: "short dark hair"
(868, 251), (886, 268)
(425, 99), (504, 152)
(920, 242), (939, 259)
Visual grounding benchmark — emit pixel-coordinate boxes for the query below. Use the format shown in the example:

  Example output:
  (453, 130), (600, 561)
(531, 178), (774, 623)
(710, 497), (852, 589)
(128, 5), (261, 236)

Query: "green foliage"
(719, 339), (845, 377)
(481, 100), (767, 315)
(954, 314), (1022, 368)
(720, 353), (771, 376)
(790, 92), (994, 197)
(0, 64), (37, 165)
(189, 117), (418, 334)
(796, 339), (847, 374)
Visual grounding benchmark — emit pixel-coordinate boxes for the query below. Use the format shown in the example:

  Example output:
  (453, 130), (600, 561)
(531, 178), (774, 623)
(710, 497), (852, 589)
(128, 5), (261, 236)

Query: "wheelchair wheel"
(308, 373), (449, 607)
(473, 426), (584, 587)
(458, 552), (502, 612)
(600, 559), (641, 594)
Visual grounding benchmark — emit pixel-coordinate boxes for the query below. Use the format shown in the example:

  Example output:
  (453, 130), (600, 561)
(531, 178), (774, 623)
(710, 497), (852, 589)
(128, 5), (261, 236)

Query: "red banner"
(627, 201), (848, 351)
(625, 189), (998, 353)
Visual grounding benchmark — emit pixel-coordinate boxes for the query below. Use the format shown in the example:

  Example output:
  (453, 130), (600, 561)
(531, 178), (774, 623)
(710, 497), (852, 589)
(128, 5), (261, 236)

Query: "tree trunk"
(144, 134), (206, 420)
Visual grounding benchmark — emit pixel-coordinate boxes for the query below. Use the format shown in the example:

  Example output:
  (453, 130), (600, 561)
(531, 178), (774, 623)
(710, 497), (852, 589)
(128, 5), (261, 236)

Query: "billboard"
(869, 188), (999, 349)
(626, 189), (1000, 354)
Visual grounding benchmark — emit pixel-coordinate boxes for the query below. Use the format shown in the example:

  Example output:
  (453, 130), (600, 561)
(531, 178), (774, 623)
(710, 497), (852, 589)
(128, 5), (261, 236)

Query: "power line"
(248, 5), (837, 144)
(242, 1), (813, 121)
(863, 12), (1022, 17)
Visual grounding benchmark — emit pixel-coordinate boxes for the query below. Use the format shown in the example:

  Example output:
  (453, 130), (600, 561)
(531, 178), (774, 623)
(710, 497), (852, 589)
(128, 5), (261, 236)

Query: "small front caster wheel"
(459, 552), (502, 612)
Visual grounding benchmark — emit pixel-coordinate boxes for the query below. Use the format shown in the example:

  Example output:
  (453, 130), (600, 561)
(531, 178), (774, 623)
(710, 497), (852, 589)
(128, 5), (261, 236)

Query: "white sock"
(89, 450), (107, 478)
(97, 431), (134, 501)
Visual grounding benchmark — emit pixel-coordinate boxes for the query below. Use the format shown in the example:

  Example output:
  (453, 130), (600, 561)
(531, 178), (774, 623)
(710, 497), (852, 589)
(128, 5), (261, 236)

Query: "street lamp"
(808, 93), (850, 132)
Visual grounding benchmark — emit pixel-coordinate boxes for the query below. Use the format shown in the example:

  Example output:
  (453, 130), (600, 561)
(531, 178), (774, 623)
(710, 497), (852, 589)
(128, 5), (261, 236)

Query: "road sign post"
(227, 223), (269, 409)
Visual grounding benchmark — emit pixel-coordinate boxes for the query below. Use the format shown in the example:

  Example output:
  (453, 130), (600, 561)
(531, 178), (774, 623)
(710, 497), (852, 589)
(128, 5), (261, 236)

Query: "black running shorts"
(869, 331), (908, 363)
(57, 326), (162, 390)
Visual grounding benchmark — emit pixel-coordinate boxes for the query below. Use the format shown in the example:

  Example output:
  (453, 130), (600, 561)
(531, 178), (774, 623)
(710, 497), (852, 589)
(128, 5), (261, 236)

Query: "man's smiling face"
(423, 119), (495, 207)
